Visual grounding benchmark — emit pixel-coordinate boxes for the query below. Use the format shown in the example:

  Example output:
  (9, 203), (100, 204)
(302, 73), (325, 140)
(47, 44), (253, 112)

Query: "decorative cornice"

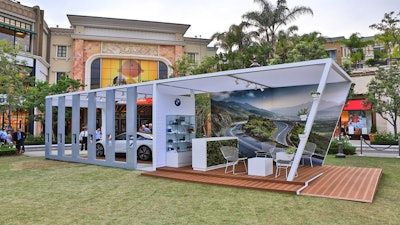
(50, 27), (73, 35)
(184, 37), (213, 45)
(71, 34), (186, 46)
(67, 14), (190, 34)
(0, 0), (36, 20)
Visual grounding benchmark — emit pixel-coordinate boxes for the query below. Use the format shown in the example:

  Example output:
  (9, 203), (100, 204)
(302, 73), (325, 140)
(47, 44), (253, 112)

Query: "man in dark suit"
(13, 128), (26, 153)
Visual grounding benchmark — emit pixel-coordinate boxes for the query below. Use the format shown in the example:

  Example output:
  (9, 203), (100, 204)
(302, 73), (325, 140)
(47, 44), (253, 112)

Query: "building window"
(158, 61), (168, 79)
(0, 15), (33, 52)
(56, 45), (67, 58)
(327, 50), (337, 61)
(373, 46), (385, 59)
(56, 72), (67, 82)
(186, 53), (196, 63)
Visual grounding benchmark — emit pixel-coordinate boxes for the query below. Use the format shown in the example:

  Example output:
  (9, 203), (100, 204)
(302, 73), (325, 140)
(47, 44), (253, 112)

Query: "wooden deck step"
(142, 169), (304, 194)
(142, 165), (382, 202)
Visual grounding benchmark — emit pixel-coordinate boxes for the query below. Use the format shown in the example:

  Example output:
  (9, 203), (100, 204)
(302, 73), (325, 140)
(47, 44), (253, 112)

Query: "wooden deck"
(141, 164), (382, 203)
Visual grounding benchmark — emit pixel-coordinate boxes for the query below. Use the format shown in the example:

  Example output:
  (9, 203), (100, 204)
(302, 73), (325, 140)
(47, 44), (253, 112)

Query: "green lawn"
(1, 155), (399, 225)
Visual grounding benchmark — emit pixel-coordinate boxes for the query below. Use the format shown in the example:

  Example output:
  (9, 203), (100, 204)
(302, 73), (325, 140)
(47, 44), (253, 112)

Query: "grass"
(1, 155), (400, 225)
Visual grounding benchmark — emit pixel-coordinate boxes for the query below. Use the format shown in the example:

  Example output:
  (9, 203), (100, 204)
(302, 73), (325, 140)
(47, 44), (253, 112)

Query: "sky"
(21, 0), (399, 39)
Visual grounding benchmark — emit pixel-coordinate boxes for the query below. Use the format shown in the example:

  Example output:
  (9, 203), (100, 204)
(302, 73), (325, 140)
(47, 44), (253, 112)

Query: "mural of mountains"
(211, 99), (279, 120)
(272, 99), (342, 120)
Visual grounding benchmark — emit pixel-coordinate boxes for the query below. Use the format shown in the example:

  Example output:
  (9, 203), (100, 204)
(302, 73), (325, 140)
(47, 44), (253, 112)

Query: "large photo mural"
(90, 58), (168, 89)
(210, 82), (349, 166)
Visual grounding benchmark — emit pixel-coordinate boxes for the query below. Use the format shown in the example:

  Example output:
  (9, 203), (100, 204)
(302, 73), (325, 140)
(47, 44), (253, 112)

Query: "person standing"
(0, 128), (7, 144)
(95, 128), (102, 141)
(13, 128), (26, 153)
(79, 127), (88, 151)
(6, 130), (13, 147)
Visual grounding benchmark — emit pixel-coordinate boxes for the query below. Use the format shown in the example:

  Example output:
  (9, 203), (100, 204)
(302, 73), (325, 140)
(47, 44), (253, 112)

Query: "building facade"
(324, 36), (399, 138)
(47, 15), (216, 133)
(0, 0), (49, 134)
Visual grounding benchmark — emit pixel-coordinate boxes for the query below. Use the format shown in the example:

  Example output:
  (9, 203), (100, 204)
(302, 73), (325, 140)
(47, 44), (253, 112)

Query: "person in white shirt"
(95, 128), (102, 141)
(0, 128), (7, 143)
(79, 127), (88, 151)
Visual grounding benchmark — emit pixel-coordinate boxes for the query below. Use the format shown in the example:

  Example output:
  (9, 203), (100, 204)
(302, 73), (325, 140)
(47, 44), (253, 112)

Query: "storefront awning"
(0, 22), (36, 35)
(344, 99), (371, 111)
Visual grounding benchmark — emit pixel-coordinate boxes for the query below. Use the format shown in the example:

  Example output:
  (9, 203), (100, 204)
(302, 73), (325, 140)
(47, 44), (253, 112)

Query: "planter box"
(192, 137), (238, 171)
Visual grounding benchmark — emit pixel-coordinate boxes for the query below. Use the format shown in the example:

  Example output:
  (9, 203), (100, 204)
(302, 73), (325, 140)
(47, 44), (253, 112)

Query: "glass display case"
(166, 115), (195, 152)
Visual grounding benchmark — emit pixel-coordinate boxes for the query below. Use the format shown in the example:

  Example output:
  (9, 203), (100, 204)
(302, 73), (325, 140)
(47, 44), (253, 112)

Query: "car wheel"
(137, 145), (152, 161)
(96, 143), (105, 156)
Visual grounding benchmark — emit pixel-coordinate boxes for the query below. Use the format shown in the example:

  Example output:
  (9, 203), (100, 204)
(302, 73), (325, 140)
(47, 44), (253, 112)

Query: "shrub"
(24, 134), (72, 145)
(370, 124), (377, 133)
(371, 132), (399, 145)
(0, 146), (17, 156)
(24, 135), (45, 145)
(329, 136), (356, 155)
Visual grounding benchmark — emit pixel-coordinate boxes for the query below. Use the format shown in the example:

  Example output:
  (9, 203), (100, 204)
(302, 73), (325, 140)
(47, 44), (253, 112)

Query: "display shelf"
(166, 115), (195, 152)
(166, 115), (195, 167)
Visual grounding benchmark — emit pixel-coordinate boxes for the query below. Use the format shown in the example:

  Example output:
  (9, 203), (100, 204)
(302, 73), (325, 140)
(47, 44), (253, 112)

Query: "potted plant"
(297, 108), (308, 121)
(368, 124), (377, 141)
(285, 147), (297, 154)
(310, 90), (320, 99)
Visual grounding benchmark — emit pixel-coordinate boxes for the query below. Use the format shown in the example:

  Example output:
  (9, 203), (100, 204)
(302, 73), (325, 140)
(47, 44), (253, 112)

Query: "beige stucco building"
(48, 15), (216, 89)
(0, 0), (50, 135)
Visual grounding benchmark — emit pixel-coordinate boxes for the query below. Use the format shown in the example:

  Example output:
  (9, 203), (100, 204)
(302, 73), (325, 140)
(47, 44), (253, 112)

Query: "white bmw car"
(96, 132), (153, 161)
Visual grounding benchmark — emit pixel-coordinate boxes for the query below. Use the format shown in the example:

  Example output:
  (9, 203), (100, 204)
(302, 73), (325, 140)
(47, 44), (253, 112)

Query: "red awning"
(343, 99), (371, 111)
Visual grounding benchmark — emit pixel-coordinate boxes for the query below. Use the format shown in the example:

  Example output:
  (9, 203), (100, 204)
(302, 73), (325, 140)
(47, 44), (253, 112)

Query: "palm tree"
(274, 25), (299, 63)
(243, 0), (313, 59)
(212, 22), (255, 68)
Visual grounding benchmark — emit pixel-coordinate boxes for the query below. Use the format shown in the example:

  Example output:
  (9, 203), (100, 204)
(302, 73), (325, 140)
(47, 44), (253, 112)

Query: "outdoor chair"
(301, 142), (316, 167)
(220, 146), (247, 174)
(255, 141), (276, 158)
(275, 151), (297, 178)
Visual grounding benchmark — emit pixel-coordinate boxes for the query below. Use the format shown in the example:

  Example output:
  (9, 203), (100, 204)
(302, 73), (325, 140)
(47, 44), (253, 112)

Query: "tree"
(286, 31), (328, 63)
(24, 74), (84, 132)
(242, 0), (313, 59)
(169, 55), (196, 77)
(0, 39), (34, 129)
(340, 33), (374, 68)
(212, 22), (254, 69)
(369, 11), (400, 62)
(365, 65), (400, 136)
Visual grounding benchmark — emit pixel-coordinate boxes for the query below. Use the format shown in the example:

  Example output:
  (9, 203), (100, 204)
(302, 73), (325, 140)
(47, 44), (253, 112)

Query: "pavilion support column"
(105, 89), (116, 162)
(287, 60), (331, 181)
(57, 96), (66, 156)
(126, 87), (137, 169)
(87, 92), (97, 160)
(45, 97), (53, 158)
(71, 94), (80, 158)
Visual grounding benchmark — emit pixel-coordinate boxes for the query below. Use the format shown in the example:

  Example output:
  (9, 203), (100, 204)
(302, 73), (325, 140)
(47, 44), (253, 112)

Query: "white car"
(96, 132), (153, 161)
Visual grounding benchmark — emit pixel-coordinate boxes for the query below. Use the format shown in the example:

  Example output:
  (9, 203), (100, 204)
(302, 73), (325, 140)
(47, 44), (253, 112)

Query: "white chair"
(255, 142), (276, 158)
(301, 142), (316, 167)
(275, 151), (297, 178)
(220, 146), (247, 174)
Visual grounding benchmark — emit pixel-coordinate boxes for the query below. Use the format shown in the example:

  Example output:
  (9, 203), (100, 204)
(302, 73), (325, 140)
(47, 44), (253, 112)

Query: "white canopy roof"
(49, 58), (351, 102)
